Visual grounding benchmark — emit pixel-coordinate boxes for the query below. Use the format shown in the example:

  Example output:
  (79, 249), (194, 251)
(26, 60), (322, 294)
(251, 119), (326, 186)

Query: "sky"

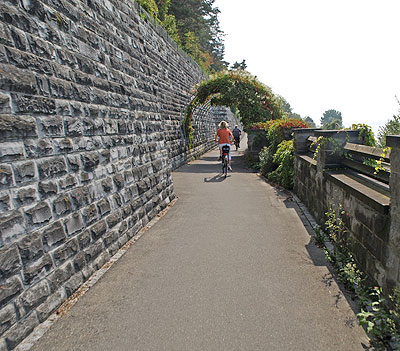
(214, 0), (400, 135)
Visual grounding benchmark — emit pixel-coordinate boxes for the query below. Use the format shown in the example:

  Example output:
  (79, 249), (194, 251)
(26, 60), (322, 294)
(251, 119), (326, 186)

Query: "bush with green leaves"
(267, 140), (295, 189)
(258, 119), (308, 189)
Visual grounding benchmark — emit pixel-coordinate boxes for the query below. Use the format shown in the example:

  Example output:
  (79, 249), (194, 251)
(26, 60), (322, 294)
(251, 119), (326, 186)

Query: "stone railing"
(293, 129), (400, 292)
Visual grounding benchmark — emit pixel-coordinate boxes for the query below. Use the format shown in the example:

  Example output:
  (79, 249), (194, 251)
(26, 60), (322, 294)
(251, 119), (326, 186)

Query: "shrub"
(258, 118), (308, 189)
(267, 140), (295, 189)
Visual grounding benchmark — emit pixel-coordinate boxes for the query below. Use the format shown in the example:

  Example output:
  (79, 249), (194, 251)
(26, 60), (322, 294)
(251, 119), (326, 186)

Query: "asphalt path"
(31, 138), (369, 350)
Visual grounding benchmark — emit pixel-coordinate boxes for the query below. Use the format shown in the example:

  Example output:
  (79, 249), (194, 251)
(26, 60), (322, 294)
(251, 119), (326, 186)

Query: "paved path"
(31, 140), (369, 351)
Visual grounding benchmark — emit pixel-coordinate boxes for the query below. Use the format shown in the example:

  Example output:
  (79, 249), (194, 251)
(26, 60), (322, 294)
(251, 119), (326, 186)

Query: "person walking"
(216, 120), (233, 171)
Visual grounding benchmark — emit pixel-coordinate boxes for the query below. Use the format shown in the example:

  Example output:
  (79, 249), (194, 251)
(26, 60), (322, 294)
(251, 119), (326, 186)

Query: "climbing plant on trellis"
(183, 70), (284, 148)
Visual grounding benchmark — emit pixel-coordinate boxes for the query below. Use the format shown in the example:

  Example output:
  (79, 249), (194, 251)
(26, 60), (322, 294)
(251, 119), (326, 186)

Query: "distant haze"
(215, 0), (400, 135)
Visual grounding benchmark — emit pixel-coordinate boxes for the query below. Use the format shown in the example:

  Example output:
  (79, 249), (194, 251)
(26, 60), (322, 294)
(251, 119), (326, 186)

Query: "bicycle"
(234, 137), (240, 151)
(221, 145), (230, 178)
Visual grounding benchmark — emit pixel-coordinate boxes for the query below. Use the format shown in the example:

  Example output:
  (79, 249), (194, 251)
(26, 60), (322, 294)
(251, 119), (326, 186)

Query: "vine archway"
(183, 70), (284, 147)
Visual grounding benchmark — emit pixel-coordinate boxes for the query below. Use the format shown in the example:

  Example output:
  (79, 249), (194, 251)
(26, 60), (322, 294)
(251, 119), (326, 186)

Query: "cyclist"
(216, 120), (233, 171)
(232, 125), (241, 148)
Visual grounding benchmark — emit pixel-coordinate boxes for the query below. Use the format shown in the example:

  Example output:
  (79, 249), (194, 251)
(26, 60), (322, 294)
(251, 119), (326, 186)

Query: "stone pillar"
(387, 136), (400, 252)
(314, 130), (361, 170)
(293, 128), (319, 154)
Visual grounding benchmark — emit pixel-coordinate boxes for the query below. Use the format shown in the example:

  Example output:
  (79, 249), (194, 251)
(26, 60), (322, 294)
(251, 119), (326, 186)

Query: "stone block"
(0, 142), (24, 160)
(65, 272), (83, 296)
(0, 245), (21, 280)
(97, 198), (111, 216)
(0, 63), (37, 95)
(13, 161), (36, 184)
(18, 280), (50, 312)
(42, 221), (66, 248)
(77, 230), (91, 250)
(53, 194), (72, 217)
(67, 154), (81, 172)
(89, 220), (107, 240)
(100, 149), (110, 164)
(38, 116), (64, 136)
(106, 211), (122, 230)
(113, 193), (123, 208)
(82, 204), (98, 225)
(64, 213), (84, 236)
(84, 240), (103, 263)
(24, 201), (52, 226)
(17, 231), (43, 264)
(0, 164), (13, 189)
(0, 192), (10, 212)
(103, 230), (119, 248)
(11, 94), (56, 115)
(37, 157), (67, 179)
(24, 139), (54, 158)
(4, 311), (39, 350)
(22, 254), (53, 284)
(14, 186), (38, 206)
(46, 262), (74, 293)
(55, 138), (74, 154)
(0, 114), (37, 140)
(0, 276), (23, 309)
(136, 180), (148, 195)
(0, 92), (11, 114)
(82, 152), (99, 171)
(113, 173), (124, 190)
(70, 186), (90, 209)
(101, 177), (113, 193)
(65, 118), (82, 136)
(52, 239), (79, 266)
(82, 118), (104, 135)
(38, 180), (58, 198)
(73, 251), (86, 272)
(36, 287), (67, 323)
(0, 211), (25, 243)
(59, 174), (77, 189)
(0, 303), (17, 336)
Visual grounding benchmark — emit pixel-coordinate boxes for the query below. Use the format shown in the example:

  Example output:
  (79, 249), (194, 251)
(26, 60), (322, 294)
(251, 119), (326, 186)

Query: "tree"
(230, 59), (247, 70)
(323, 119), (343, 130)
(304, 116), (316, 128)
(321, 109), (343, 128)
(378, 114), (400, 147)
(169, 0), (226, 72)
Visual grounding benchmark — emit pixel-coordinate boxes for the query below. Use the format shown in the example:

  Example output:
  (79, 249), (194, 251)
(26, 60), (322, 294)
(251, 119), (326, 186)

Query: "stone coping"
(387, 135), (400, 148)
(324, 170), (390, 215)
(297, 154), (317, 167)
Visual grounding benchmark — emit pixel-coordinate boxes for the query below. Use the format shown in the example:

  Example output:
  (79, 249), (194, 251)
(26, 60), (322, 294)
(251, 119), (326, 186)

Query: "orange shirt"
(216, 128), (233, 144)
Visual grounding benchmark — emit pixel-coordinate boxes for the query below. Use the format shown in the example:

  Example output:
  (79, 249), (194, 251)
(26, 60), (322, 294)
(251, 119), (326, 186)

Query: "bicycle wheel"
(223, 157), (228, 178)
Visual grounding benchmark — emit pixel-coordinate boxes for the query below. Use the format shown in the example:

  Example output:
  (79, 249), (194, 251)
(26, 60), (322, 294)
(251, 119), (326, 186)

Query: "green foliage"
(135, 0), (226, 73)
(183, 71), (286, 147)
(378, 114), (400, 148)
(312, 225), (325, 247)
(230, 60), (247, 70)
(136, 0), (159, 17)
(267, 140), (295, 189)
(351, 123), (376, 146)
(321, 109), (343, 128)
(323, 119), (344, 130)
(316, 207), (400, 347)
(258, 119), (308, 189)
(304, 116), (316, 128)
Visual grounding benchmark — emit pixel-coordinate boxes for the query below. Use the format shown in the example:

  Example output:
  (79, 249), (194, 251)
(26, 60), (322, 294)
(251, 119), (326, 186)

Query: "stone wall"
(0, 0), (230, 348)
(293, 129), (399, 293)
